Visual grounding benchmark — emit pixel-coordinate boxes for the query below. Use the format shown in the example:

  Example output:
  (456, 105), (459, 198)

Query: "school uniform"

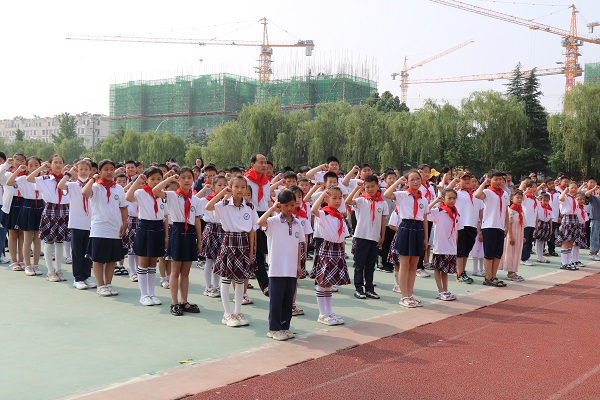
(429, 206), (463, 274)
(35, 174), (71, 242)
(264, 214), (303, 332)
(198, 196), (225, 260)
(87, 182), (128, 263)
(122, 201), (138, 254)
(310, 191), (347, 265)
(392, 191), (429, 257)
(66, 179), (92, 282)
(575, 204), (589, 248)
(14, 176), (44, 231)
(132, 187), (166, 258)
(417, 182), (436, 269)
(481, 187), (509, 259)
(387, 209), (401, 266)
(380, 188), (396, 271)
(310, 209), (351, 286)
(456, 189), (483, 257)
(352, 194), (388, 293)
(213, 199), (258, 281)
(556, 195), (579, 244)
(246, 172), (271, 291)
(164, 190), (201, 262)
(0, 163), (23, 231)
(0, 180), (6, 257)
(293, 202), (313, 278)
(534, 205), (552, 242)
(521, 193), (538, 262)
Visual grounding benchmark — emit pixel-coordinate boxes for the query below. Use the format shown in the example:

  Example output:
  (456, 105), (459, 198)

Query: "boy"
(521, 180), (538, 266)
(584, 180), (600, 261)
(124, 160), (137, 183)
(346, 176), (388, 299)
(541, 178), (560, 257)
(257, 190), (302, 341)
(306, 156), (341, 184)
(379, 170), (398, 272)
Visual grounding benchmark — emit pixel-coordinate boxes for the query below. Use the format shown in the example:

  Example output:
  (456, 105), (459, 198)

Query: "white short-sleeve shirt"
(66, 180), (91, 230)
(559, 195), (578, 216)
(428, 207), (463, 255)
(264, 214), (302, 277)
(14, 176), (38, 200)
(388, 209), (400, 228)
(35, 175), (69, 204)
(197, 197), (220, 223)
(481, 188), (509, 230)
(316, 209), (349, 243)
(545, 190), (560, 222)
(89, 183), (128, 238)
(455, 189), (483, 228)
(164, 191), (201, 225)
(213, 200), (258, 233)
(523, 194), (538, 228)
(353, 197), (389, 242)
(133, 188), (166, 221)
(536, 205), (552, 223)
(393, 191), (428, 221)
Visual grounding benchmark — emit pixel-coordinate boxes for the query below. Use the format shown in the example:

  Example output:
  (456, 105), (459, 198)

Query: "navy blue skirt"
(7, 196), (23, 230)
(393, 219), (425, 257)
(16, 198), (45, 231)
(87, 237), (124, 263)
(133, 219), (165, 258)
(166, 222), (197, 262)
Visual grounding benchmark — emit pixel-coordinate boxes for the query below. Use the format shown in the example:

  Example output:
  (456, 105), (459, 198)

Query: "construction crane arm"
(409, 67), (565, 84)
(405, 39), (474, 73)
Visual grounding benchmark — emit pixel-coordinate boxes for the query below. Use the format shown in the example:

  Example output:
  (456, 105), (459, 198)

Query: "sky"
(2, 0), (600, 120)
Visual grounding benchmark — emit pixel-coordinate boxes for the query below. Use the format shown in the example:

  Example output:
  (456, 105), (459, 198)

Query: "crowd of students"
(1, 151), (598, 341)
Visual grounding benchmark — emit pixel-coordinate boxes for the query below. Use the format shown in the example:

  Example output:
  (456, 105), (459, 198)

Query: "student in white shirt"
(257, 190), (303, 341)
(521, 180), (539, 266)
(556, 182), (580, 270)
(0, 151), (9, 264)
(290, 185), (312, 316)
(1, 153), (27, 270)
(573, 193), (589, 268)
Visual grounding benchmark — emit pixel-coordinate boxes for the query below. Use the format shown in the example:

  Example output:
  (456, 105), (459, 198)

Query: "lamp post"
(155, 118), (170, 133)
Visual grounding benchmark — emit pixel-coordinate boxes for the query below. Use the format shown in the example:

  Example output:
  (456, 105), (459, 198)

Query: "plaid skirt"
(310, 240), (350, 286)
(39, 203), (71, 242)
(534, 220), (551, 242)
(432, 254), (457, 274)
(199, 222), (225, 260)
(7, 196), (23, 230)
(15, 198), (45, 231)
(575, 223), (587, 248)
(133, 219), (165, 258)
(387, 231), (400, 265)
(123, 216), (138, 251)
(214, 231), (253, 280)
(299, 241), (307, 279)
(556, 214), (579, 243)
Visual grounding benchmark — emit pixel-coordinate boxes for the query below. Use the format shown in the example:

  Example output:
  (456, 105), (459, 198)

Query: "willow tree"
(138, 132), (186, 166)
(239, 98), (287, 163)
(379, 110), (416, 173)
(305, 101), (352, 167)
(342, 105), (383, 170)
(202, 121), (247, 168)
(270, 109), (311, 169)
(414, 100), (462, 168)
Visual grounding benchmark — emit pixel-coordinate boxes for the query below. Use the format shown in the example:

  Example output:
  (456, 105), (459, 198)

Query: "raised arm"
(341, 165), (359, 187)
(344, 180), (363, 206)
(152, 174), (178, 200)
(311, 190), (328, 218)
(81, 174), (97, 198)
(303, 181), (323, 203)
(258, 202), (280, 227)
(205, 186), (232, 211)
(474, 178), (489, 200)
(306, 164), (328, 181)
(6, 165), (27, 187)
(27, 162), (51, 183)
(57, 166), (77, 191)
(384, 176), (406, 200)
(125, 174), (146, 202)
(558, 185), (569, 202)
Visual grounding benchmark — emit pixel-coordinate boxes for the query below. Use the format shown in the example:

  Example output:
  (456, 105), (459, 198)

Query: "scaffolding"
(109, 73), (376, 136)
(584, 62), (600, 85)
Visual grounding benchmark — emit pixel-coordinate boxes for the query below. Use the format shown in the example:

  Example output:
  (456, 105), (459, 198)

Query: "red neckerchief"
(579, 204), (586, 225)
(78, 179), (89, 214)
(541, 203), (552, 219)
(566, 194), (576, 213)
(525, 192), (538, 210)
(359, 191), (383, 222)
(558, 185), (566, 192)
(488, 186), (504, 215)
(205, 193), (216, 201)
(407, 188), (422, 220)
(547, 189), (556, 202)
(176, 188), (192, 231)
(12, 168), (25, 197)
(421, 182), (433, 201)
(321, 205), (344, 238)
(126, 174), (134, 181)
(510, 204), (523, 227)
(142, 184), (159, 217)
(293, 205), (308, 220)
(96, 179), (116, 203)
(244, 169), (269, 203)
(461, 188), (474, 205)
(439, 203), (458, 235)
(507, 180), (512, 187)
(50, 172), (64, 204)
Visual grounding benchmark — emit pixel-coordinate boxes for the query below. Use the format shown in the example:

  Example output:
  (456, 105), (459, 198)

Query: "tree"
(367, 91), (409, 113)
(138, 132), (186, 166)
(239, 98), (287, 162)
(56, 138), (87, 164)
(203, 122), (247, 167)
(270, 109), (311, 169)
(14, 128), (25, 141)
(185, 144), (204, 166)
(186, 129), (209, 147)
(53, 112), (78, 146)
(505, 62), (524, 99)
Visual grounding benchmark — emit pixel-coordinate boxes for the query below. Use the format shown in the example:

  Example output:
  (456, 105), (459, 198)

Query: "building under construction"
(109, 73), (377, 136)
(584, 62), (600, 85)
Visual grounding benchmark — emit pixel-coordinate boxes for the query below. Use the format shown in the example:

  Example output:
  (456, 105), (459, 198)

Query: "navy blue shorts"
(482, 228), (505, 260)
(457, 226), (478, 258)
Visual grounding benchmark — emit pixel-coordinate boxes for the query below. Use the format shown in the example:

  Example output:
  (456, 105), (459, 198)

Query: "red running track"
(191, 273), (600, 400)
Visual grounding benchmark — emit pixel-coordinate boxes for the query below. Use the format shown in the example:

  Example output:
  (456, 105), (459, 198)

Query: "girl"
(500, 190), (526, 282)
(470, 222), (485, 277)
(428, 189), (461, 301)
(387, 206), (401, 293)
(58, 160), (96, 290)
(126, 167), (167, 306)
(153, 168), (202, 316)
(206, 176), (258, 328)
(158, 180), (177, 289)
(310, 187), (350, 325)
(7, 158), (44, 276)
(123, 186), (139, 282)
(82, 159), (129, 296)
(556, 182), (580, 270)
(28, 155), (70, 282)
(384, 170), (429, 308)
(290, 185), (313, 316)
(534, 193), (553, 264)
(573, 193), (588, 268)
(196, 175), (227, 298)
(0, 154), (27, 271)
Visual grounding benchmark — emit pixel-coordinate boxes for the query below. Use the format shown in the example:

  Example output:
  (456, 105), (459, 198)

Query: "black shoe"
(365, 291), (380, 299)
(170, 304), (183, 316)
(263, 287), (269, 297)
(181, 302), (200, 313)
(550, 252), (559, 257)
(354, 290), (366, 299)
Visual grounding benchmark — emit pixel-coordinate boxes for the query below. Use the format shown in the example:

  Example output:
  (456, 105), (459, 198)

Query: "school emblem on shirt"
(419, 203), (424, 209)
(114, 195), (119, 200)
(243, 213), (250, 220)
(190, 206), (196, 212)
(295, 232), (300, 238)
(377, 207), (382, 213)
(301, 220), (305, 226)
(160, 204), (165, 210)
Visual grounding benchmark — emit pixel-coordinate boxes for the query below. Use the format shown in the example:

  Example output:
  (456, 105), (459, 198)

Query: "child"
(346, 175), (388, 300)
(121, 175), (139, 282)
(7, 158), (44, 276)
(379, 170), (398, 273)
(290, 185), (313, 316)
(153, 168), (202, 316)
(387, 205), (401, 292)
(416, 164), (435, 278)
(556, 182), (580, 270)
(534, 193), (553, 263)
(500, 190), (526, 281)
(0, 154), (27, 270)
(573, 193), (588, 268)
(470, 222), (485, 276)
(310, 187), (350, 324)
(257, 190), (303, 341)
(158, 180), (177, 289)
(474, 170), (509, 287)
(520, 181), (538, 266)
(197, 175), (227, 298)
(542, 178), (560, 257)
(58, 160), (96, 289)
(384, 170), (429, 308)
(82, 159), (129, 296)
(0, 151), (10, 264)
(28, 155), (71, 282)
(428, 188), (462, 301)
(126, 167), (167, 306)
(206, 175), (258, 327)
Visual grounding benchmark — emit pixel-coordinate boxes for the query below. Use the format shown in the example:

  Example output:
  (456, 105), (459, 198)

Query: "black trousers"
(353, 238), (378, 292)
(521, 227), (535, 261)
(255, 213), (269, 291)
(417, 221), (433, 270)
(268, 277), (296, 331)
(380, 226), (396, 271)
(548, 221), (559, 253)
(71, 228), (92, 282)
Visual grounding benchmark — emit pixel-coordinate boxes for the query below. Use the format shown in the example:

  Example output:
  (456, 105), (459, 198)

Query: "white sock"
(137, 267), (148, 297)
(393, 270), (399, 286)
(147, 267), (156, 296)
(233, 282), (244, 314)
(475, 258), (483, 273)
(220, 279), (231, 315)
(128, 254), (137, 275)
(324, 286), (333, 315)
(572, 246), (580, 262)
(55, 242), (64, 272)
(44, 242), (55, 273)
(212, 272), (220, 288)
(471, 257), (478, 273)
(561, 248), (571, 265)
(204, 259), (213, 289)
(536, 240), (545, 260)
(316, 286), (327, 315)
(65, 241), (71, 258)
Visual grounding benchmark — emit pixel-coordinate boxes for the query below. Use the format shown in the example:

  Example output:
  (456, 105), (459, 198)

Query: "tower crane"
(391, 39), (474, 104)
(67, 17), (314, 83)
(409, 66), (565, 85)
(429, 1), (600, 93)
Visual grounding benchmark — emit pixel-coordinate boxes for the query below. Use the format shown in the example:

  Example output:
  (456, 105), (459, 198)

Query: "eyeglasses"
(408, 178), (422, 183)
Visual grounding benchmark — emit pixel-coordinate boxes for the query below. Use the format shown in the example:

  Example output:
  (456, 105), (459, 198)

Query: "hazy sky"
(2, 0), (600, 119)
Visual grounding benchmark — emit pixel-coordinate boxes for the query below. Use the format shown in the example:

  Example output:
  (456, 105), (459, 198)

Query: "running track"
(191, 273), (600, 400)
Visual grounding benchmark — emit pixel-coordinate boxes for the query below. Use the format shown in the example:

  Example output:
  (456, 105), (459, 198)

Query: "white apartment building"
(0, 113), (109, 148)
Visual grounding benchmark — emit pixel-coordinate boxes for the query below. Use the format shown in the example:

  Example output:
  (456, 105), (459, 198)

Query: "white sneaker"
(65, 257), (73, 264)
(222, 314), (241, 327)
(46, 272), (61, 282)
(436, 291), (456, 301)
(140, 295), (154, 306)
(97, 285), (111, 297)
(106, 284), (118, 296)
(329, 313), (345, 325)
(73, 281), (88, 290)
(235, 313), (250, 326)
(56, 270), (67, 281)
(591, 255), (600, 261)
(331, 285), (339, 292)
(150, 295), (162, 305)
(0, 255), (10, 263)
(521, 260), (535, 266)
(282, 329), (295, 339)
(83, 278), (97, 288)
(416, 269), (430, 278)
(203, 286), (213, 296)
(24, 266), (36, 276)
(209, 287), (221, 298)
(392, 284), (401, 293)
(33, 266), (43, 275)
(317, 314), (336, 326)
(197, 260), (205, 269)
(161, 279), (170, 289)
(268, 330), (289, 341)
